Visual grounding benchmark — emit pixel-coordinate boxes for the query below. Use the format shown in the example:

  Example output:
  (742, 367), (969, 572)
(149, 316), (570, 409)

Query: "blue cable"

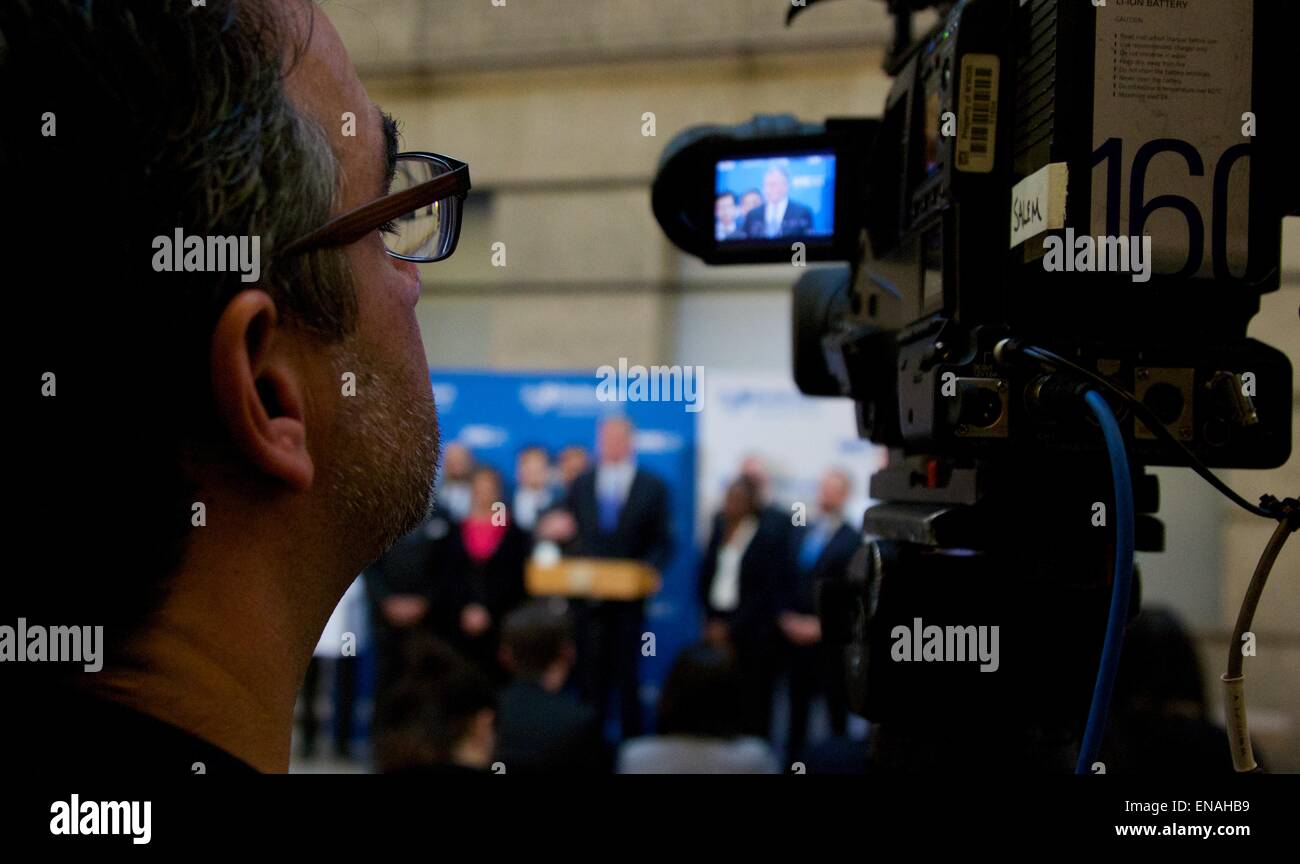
(1075, 389), (1136, 774)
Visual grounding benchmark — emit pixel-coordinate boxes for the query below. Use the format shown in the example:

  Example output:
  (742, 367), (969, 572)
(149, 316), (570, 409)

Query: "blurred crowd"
(296, 411), (1253, 776)
(303, 415), (1259, 776)
(297, 414), (871, 774)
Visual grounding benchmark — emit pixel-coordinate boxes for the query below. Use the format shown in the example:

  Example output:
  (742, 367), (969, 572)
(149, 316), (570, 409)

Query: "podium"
(526, 557), (661, 601)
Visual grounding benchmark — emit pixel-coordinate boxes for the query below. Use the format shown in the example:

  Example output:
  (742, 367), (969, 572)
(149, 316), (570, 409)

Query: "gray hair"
(765, 162), (791, 183)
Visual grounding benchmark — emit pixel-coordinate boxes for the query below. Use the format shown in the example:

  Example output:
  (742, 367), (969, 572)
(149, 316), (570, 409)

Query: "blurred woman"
(429, 466), (529, 681)
(697, 475), (794, 739)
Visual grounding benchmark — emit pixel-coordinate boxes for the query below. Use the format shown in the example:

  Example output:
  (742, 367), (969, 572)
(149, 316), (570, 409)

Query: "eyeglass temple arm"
(279, 166), (470, 258)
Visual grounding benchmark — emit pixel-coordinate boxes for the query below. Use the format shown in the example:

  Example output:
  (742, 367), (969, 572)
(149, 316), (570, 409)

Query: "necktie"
(798, 524), (827, 572)
(599, 490), (622, 534)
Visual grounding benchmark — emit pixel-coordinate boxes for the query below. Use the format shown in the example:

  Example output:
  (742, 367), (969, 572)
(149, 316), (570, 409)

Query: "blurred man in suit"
(715, 192), (744, 241)
(438, 442), (476, 521)
(740, 164), (814, 239)
(551, 416), (671, 739)
(365, 508), (456, 727)
(557, 444), (591, 493)
(495, 602), (607, 774)
(781, 468), (860, 760)
(512, 444), (560, 533)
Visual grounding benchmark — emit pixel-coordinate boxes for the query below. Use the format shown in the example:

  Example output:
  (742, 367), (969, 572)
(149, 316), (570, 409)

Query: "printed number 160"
(1092, 136), (1252, 280)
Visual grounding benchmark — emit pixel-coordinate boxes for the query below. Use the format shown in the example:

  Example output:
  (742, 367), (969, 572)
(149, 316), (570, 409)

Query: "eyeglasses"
(280, 152), (470, 263)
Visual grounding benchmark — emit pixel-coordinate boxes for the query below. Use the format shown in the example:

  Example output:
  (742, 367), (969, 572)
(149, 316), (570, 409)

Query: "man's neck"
(79, 527), (354, 772)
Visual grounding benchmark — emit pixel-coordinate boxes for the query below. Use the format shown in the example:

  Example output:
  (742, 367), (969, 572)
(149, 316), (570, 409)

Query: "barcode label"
(957, 54), (999, 174)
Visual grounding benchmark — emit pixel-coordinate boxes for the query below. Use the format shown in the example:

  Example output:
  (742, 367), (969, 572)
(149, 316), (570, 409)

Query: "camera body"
(653, 0), (1296, 750)
(655, 0), (1295, 469)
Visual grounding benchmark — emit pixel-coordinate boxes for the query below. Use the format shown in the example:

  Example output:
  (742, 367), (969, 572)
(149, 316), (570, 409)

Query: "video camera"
(653, 0), (1294, 468)
(653, 0), (1297, 767)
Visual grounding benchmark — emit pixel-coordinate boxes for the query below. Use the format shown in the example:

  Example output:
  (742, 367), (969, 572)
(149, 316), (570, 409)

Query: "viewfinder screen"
(714, 153), (836, 243)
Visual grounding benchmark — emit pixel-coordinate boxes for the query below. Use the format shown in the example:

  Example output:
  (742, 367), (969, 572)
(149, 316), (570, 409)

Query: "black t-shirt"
(7, 688), (258, 775)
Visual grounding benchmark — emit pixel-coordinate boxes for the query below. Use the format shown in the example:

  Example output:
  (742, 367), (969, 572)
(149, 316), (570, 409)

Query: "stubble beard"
(322, 336), (440, 567)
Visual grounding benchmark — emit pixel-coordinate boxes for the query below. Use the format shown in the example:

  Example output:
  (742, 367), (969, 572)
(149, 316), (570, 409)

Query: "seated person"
(494, 602), (607, 774)
(1103, 607), (1265, 773)
(374, 634), (496, 775)
(617, 644), (779, 774)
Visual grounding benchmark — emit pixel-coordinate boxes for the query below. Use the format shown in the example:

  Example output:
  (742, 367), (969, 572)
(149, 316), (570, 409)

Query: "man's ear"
(210, 290), (314, 492)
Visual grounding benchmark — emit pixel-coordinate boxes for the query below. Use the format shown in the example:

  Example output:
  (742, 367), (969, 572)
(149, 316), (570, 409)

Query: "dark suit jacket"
(741, 199), (815, 239)
(494, 680), (607, 774)
(365, 508), (451, 603)
(787, 521), (860, 615)
(364, 510), (460, 692)
(697, 509), (796, 647)
(564, 467), (671, 571)
(428, 519), (530, 673)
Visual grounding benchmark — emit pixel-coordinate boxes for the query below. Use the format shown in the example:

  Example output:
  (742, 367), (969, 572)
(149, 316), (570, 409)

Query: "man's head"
(738, 454), (771, 504)
(441, 442), (475, 484)
(740, 189), (763, 215)
(722, 475), (761, 523)
(558, 445), (591, 488)
(658, 644), (745, 738)
(763, 164), (790, 205)
(596, 416), (635, 465)
(715, 192), (737, 226)
(499, 602), (576, 688)
(376, 634), (496, 772)
(515, 445), (551, 491)
(468, 466), (504, 515)
(274, 0), (440, 554)
(817, 468), (852, 517)
(4, 0), (439, 649)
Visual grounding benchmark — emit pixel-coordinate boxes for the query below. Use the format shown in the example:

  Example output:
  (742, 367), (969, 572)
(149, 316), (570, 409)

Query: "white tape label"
(1010, 162), (1068, 249)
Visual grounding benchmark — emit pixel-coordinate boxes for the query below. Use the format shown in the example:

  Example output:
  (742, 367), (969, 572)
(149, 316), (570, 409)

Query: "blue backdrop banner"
(428, 368), (699, 731)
